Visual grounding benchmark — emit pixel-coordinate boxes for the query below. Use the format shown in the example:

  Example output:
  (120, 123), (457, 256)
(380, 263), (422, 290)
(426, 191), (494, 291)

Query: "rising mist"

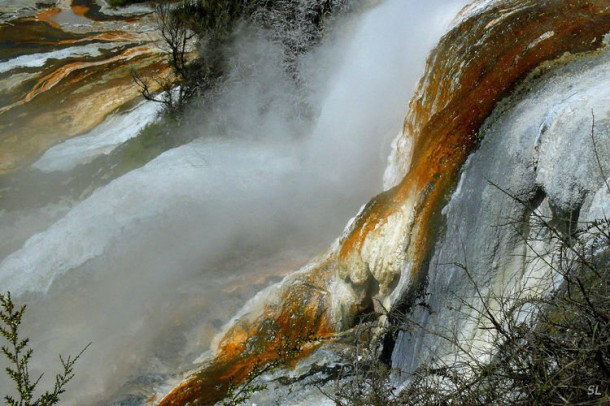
(0, 1), (467, 403)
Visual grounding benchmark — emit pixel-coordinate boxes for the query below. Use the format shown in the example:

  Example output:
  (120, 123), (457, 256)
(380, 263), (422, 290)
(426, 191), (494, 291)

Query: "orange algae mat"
(160, 1), (610, 404)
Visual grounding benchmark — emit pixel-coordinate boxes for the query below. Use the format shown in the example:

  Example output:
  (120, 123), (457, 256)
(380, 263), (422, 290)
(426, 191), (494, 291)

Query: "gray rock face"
(392, 49), (610, 374)
(0, 0), (56, 23)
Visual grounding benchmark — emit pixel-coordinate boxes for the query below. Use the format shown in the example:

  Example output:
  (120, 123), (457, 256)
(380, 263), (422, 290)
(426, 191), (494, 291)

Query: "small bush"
(328, 210), (610, 405)
(133, 0), (352, 117)
(328, 120), (610, 405)
(0, 292), (89, 406)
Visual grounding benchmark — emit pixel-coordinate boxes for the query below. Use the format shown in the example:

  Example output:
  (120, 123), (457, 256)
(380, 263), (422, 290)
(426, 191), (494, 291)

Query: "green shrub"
(0, 292), (89, 406)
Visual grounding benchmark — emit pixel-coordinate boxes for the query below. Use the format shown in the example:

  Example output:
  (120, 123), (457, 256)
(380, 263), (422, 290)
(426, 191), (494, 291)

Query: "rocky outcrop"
(392, 47), (610, 374)
(342, 0), (610, 319)
(159, 0), (610, 403)
(0, 1), (170, 174)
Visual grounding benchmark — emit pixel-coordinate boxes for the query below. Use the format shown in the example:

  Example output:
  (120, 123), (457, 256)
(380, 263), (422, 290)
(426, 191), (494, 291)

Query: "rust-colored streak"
(0, 19), (84, 47)
(14, 15), (135, 45)
(32, 8), (62, 29)
(160, 257), (338, 405)
(39, 32), (137, 45)
(160, 1), (610, 404)
(0, 56), (170, 174)
(87, 31), (138, 42)
(71, 4), (90, 18)
(0, 45), (156, 115)
(40, 31), (139, 45)
(339, 0), (610, 268)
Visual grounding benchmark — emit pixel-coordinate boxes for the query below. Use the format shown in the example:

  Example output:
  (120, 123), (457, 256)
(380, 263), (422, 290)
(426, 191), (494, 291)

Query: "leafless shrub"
(329, 116), (610, 405)
(133, 0), (357, 118)
(132, 2), (203, 116)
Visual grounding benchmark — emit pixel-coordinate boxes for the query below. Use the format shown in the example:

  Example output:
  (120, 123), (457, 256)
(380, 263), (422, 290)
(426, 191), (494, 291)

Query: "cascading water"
(0, 0), (467, 404)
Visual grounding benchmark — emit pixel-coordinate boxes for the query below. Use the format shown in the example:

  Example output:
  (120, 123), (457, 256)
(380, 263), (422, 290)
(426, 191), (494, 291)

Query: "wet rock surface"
(0, 0), (168, 174)
(393, 48), (610, 375)
(159, 0), (610, 404)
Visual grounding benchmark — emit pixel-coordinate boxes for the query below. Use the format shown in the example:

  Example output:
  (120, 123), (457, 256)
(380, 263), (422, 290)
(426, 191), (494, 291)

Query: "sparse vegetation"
(0, 292), (89, 406)
(132, 2), (203, 115)
(132, 0), (352, 117)
(221, 334), (320, 406)
(325, 203), (610, 405)
(324, 117), (610, 405)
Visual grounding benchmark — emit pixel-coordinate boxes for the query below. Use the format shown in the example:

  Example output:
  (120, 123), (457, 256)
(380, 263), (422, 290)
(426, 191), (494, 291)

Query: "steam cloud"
(0, 0), (467, 403)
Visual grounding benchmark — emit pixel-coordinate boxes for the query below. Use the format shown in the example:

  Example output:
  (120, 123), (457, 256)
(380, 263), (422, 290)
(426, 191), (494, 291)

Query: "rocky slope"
(0, 0), (170, 174)
(158, 0), (610, 404)
(392, 41), (610, 370)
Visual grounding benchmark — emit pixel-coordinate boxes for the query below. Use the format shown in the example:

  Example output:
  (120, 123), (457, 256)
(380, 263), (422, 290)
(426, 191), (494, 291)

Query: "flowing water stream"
(0, 0), (467, 403)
